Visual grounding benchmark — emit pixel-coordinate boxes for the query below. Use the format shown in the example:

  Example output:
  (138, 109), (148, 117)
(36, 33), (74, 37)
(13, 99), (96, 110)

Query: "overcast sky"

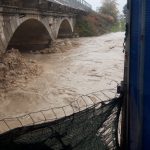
(86, 0), (127, 13)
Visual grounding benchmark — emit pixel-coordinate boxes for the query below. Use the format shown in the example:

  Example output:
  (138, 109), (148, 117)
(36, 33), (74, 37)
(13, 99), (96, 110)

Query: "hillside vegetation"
(75, 13), (121, 37)
(75, 0), (125, 37)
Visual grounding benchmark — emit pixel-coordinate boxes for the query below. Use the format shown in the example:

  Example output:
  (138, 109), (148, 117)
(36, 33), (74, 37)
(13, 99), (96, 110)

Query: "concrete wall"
(0, 11), (75, 52)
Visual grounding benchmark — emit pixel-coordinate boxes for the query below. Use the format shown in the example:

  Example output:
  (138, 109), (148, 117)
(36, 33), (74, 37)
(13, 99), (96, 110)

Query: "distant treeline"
(75, 0), (126, 37)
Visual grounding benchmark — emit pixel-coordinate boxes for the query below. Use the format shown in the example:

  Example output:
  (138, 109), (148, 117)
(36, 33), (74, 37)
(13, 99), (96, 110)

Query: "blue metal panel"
(129, 0), (143, 149)
(128, 0), (150, 149)
(143, 0), (150, 148)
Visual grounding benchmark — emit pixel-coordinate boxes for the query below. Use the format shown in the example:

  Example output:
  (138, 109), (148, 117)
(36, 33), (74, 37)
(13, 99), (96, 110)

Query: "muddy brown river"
(0, 32), (124, 121)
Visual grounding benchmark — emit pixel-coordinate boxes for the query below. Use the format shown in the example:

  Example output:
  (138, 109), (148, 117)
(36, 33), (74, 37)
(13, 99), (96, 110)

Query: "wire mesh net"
(0, 89), (122, 150)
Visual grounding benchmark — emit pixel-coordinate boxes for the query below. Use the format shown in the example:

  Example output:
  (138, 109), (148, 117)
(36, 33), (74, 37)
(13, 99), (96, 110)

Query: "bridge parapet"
(0, 0), (92, 14)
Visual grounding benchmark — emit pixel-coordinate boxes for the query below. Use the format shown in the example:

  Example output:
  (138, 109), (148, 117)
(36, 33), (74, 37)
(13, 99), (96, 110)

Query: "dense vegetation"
(75, 0), (126, 37)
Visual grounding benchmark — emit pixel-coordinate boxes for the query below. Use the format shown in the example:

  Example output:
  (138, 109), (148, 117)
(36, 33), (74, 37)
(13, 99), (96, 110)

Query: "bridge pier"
(0, 0), (92, 52)
(0, 9), (75, 52)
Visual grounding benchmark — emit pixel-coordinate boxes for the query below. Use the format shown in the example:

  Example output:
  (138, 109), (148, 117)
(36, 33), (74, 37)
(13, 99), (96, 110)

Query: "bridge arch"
(7, 18), (53, 52)
(57, 18), (73, 38)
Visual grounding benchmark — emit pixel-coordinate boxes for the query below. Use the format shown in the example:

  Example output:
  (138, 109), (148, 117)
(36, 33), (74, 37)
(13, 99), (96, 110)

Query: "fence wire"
(0, 89), (122, 150)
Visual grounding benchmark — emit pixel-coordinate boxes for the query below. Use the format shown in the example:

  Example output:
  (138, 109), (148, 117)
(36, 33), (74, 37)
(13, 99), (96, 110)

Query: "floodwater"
(0, 32), (124, 119)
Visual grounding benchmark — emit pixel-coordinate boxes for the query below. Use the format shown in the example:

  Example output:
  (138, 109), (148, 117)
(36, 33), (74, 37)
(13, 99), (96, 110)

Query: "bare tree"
(99, 0), (119, 24)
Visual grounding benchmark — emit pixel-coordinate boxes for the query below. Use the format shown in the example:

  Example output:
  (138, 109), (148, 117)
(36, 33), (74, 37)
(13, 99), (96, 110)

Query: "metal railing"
(50, 0), (92, 10)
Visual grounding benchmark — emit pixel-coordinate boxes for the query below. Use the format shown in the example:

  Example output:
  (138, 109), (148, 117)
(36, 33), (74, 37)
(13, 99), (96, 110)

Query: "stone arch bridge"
(0, 0), (92, 52)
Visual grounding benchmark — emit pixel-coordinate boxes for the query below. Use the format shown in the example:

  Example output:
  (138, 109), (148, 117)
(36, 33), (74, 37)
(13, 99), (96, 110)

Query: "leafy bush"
(75, 13), (115, 37)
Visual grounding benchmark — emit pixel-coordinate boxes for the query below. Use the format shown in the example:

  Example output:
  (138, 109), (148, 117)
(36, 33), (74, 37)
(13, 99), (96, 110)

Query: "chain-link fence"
(0, 89), (122, 150)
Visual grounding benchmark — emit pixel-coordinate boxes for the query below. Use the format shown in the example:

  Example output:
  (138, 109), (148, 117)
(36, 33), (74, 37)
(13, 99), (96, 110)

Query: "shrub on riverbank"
(75, 12), (125, 37)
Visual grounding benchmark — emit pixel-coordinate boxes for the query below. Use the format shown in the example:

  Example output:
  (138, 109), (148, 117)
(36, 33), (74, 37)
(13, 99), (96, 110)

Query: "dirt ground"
(0, 49), (41, 89)
(0, 32), (124, 120)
